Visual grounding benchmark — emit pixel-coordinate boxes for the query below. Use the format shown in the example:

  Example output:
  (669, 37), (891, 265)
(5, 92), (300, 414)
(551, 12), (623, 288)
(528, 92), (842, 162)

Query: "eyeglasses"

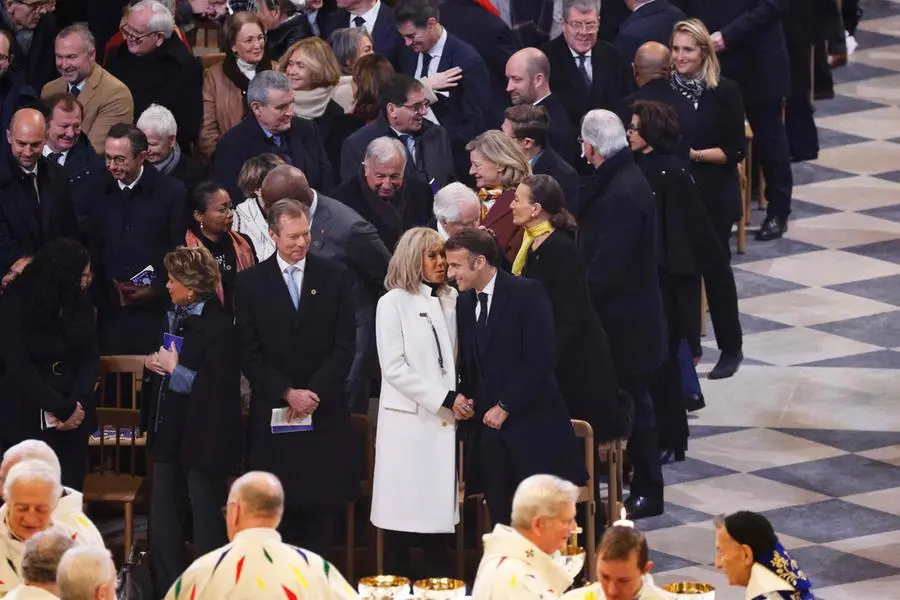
(577, 136), (584, 144)
(0, 53), (9, 64)
(104, 155), (129, 166)
(119, 26), (160, 43)
(565, 20), (599, 33)
(401, 100), (430, 113)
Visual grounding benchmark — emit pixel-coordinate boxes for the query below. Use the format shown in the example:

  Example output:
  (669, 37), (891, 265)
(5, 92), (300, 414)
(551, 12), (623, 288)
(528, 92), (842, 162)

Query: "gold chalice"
(662, 581), (716, 600)
(557, 546), (586, 579)
(358, 575), (412, 600)
(413, 578), (466, 599)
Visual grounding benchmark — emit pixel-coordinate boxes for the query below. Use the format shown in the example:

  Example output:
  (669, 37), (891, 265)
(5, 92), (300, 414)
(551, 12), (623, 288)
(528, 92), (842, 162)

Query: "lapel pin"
(310, 289), (317, 295)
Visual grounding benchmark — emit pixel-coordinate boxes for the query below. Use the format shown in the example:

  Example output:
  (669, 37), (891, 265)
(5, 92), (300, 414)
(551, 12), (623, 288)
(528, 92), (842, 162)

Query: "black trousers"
(38, 427), (89, 491)
(699, 226), (743, 355)
(745, 100), (794, 219)
(620, 374), (663, 499)
(278, 504), (339, 558)
(382, 530), (452, 581)
(479, 430), (518, 526)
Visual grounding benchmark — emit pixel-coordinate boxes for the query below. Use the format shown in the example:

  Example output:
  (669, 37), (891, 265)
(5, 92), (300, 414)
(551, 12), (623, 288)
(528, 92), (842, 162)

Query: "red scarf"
(471, 0), (500, 17)
(184, 229), (256, 304)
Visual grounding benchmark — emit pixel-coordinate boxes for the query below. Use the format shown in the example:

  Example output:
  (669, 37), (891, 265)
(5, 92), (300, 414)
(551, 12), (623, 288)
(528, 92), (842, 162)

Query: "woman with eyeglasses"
(254, 0), (313, 62)
(371, 227), (471, 582)
(198, 11), (274, 159)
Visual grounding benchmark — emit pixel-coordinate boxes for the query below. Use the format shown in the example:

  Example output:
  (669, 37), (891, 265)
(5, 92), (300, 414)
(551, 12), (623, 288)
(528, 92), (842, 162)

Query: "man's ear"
(642, 559), (654, 575)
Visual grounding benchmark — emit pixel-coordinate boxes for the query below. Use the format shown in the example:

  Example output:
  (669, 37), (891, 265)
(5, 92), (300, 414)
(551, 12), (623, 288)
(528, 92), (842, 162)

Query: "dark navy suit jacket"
(613, 0), (687, 64)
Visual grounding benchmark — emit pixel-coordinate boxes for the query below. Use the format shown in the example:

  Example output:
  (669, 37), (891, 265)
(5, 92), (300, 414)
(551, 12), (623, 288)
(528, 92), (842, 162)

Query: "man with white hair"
(472, 474), (579, 600)
(136, 103), (206, 194)
(578, 109), (666, 519)
(164, 471), (356, 600)
(0, 461), (82, 596)
(331, 136), (433, 250)
(0, 441), (104, 549)
(6, 528), (75, 599)
(432, 182), (480, 240)
(56, 546), (116, 600)
(106, 0), (202, 151)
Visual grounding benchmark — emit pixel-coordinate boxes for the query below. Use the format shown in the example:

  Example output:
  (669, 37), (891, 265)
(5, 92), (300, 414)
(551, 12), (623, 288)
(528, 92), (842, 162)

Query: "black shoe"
(756, 215), (788, 241)
(708, 351), (743, 380)
(624, 495), (664, 519)
(685, 393), (706, 412)
(660, 447), (686, 464)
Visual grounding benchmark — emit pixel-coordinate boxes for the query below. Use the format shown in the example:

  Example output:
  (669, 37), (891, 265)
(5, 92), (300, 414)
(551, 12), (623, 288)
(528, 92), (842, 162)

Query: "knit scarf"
(511, 220), (554, 276)
(292, 86), (334, 119)
(184, 229), (256, 303)
(670, 70), (707, 108)
(154, 142), (182, 176)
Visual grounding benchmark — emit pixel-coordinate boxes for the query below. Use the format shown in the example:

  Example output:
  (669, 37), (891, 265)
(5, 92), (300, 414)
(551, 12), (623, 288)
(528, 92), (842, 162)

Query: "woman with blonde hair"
(670, 18), (745, 380)
(466, 130), (531, 266)
(371, 227), (473, 581)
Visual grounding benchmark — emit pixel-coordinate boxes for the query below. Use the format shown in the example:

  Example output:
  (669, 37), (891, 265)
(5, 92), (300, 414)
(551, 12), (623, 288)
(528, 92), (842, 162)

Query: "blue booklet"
(130, 265), (155, 287)
(162, 333), (184, 354)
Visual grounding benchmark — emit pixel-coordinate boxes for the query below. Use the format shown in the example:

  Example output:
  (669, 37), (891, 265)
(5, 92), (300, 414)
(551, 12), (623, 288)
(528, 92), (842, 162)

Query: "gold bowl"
(413, 578), (466, 599)
(557, 546), (586, 579)
(662, 582), (715, 599)
(359, 575), (412, 599)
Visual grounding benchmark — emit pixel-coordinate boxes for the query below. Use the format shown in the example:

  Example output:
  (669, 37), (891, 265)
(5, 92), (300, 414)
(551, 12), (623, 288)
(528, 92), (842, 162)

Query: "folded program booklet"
(270, 407), (313, 434)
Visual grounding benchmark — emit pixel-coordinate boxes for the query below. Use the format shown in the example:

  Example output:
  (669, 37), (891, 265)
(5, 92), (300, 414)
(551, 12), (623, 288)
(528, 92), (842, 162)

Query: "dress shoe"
(756, 215), (788, 241)
(684, 393), (706, 412)
(624, 495), (664, 519)
(708, 351), (743, 380)
(660, 447), (686, 464)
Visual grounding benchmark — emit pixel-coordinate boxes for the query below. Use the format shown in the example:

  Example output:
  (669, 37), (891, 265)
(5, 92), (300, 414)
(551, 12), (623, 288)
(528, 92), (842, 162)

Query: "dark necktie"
(576, 53), (590, 87)
(420, 52), (432, 78)
(270, 134), (283, 149)
(476, 292), (489, 332)
(47, 152), (63, 165)
(69, 85), (81, 97)
(22, 172), (39, 207)
(352, 15), (365, 27)
(399, 133), (418, 167)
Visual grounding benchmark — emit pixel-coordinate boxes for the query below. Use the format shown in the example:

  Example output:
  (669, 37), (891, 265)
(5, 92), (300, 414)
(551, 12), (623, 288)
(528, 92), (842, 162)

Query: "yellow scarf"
(511, 221), (554, 276)
(478, 187), (504, 221)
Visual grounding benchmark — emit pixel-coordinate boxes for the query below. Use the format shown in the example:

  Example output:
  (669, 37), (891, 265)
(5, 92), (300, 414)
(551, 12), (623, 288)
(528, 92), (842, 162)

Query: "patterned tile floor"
(647, 3), (900, 598)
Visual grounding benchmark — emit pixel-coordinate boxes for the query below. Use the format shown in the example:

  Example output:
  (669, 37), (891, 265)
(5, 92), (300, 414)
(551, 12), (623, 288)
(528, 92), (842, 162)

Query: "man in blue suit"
(394, 0), (491, 180)
(614, 0), (686, 64)
(446, 227), (586, 526)
(320, 0), (404, 65)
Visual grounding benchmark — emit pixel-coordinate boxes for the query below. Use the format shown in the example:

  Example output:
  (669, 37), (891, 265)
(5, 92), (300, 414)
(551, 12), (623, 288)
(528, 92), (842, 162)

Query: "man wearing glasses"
(543, 0), (633, 136)
(0, 29), (37, 137)
(0, 0), (57, 88)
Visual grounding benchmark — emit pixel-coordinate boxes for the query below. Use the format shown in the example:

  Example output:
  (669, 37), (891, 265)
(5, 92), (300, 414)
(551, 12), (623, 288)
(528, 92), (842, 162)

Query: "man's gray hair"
(2, 440), (62, 485)
(510, 474), (580, 531)
(433, 182), (479, 223)
(563, 0), (601, 19)
(136, 103), (177, 139)
(132, 0), (176, 39)
(57, 23), (96, 52)
(57, 546), (116, 600)
(248, 70), (291, 107)
(23, 528), (75, 585)
(3, 460), (63, 505)
(364, 136), (407, 168)
(581, 109), (628, 159)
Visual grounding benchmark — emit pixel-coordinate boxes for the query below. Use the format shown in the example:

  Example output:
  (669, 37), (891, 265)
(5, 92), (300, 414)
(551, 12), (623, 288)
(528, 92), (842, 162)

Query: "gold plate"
(414, 578), (465, 591)
(359, 575), (411, 588)
(662, 582), (716, 593)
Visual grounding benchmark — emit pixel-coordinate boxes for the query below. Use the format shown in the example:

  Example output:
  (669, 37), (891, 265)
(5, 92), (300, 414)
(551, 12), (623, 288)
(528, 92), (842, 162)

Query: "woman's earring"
(200, 220), (205, 231)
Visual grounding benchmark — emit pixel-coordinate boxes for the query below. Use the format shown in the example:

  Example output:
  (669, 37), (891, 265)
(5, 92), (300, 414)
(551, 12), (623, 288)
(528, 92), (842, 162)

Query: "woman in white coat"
(371, 227), (475, 580)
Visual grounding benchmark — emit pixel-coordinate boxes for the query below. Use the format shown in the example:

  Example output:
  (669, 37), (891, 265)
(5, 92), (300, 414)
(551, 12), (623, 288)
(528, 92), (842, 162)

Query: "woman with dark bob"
(0, 239), (98, 491)
(143, 245), (243, 594)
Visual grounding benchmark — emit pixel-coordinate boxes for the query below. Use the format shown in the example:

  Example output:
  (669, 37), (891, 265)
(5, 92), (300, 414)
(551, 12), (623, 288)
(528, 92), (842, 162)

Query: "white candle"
(613, 507), (635, 529)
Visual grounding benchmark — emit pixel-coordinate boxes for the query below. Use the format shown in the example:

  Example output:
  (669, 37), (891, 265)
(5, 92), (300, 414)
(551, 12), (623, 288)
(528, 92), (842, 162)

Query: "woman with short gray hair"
(328, 27), (374, 113)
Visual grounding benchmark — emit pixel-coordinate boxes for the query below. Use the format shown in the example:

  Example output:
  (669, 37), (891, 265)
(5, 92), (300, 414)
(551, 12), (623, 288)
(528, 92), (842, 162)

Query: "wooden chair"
(454, 440), (489, 580)
(83, 408), (145, 556)
(737, 120), (754, 254)
(201, 52), (226, 70)
(97, 355), (145, 409)
(345, 413), (375, 581)
(598, 438), (626, 530)
(571, 420), (597, 582)
(699, 279), (708, 337)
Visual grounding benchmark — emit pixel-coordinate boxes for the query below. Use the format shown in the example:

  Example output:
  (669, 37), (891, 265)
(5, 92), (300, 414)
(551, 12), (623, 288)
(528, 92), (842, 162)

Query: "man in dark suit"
(437, 0), (521, 129)
(136, 103), (207, 197)
(394, 0), (491, 178)
(41, 92), (105, 219)
(613, 0), (686, 64)
(332, 136), (432, 250)
(600, 0), (632, 42)
(505, 47), (579, 169)
(88, 123), (188, 355)
(543, 0), (633, 142)
(616, 42), (695, 162)
(676, 0), (793, 241)
(0, 30), (38, 139)
(445, 227), (586, 526)
(578, 109), (667, 518)
(0, 0), (56, 89)
(320, 0), (404, 64)
(214, 71), (333, 204)
(260, 165), (390, 414)
(0, 108), (79, 285)
(340, 74), (454, 189)
(501, 104), (580, 213)
(234, 198), (360, 555)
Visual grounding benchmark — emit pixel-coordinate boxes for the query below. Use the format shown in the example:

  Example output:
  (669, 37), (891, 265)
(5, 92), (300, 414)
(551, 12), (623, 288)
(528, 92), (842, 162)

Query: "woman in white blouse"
(232, 153), (286, 262)
(371, 227), (474, 581)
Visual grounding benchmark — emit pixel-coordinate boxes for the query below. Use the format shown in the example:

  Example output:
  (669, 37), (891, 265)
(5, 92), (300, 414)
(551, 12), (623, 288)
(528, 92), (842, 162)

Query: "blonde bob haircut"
(384, 227), (446, 294)
(279, 37), (342, 89)
(164, 246), (222, 298)
(465, 130), (532, 189)
(671, 19), (720, 89)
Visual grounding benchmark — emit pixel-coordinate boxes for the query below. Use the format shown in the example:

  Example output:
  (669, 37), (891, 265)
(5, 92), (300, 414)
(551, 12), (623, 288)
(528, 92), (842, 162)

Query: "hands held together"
(145, 342), (179, 376)
(452, 393), (475, 421)
(285, 388), (320, 421)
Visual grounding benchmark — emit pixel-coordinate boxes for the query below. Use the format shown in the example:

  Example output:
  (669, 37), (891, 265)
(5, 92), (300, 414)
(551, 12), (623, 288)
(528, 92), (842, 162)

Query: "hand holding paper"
(285, 388), (320, 421)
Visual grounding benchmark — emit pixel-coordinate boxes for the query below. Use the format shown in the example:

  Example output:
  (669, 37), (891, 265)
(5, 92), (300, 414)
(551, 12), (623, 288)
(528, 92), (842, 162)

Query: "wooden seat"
(737, 121), (754, 254)
(598, 438), (626, 533)
(201, 52), (226, 69)
(345, 413), (375, 581)
(572, 420), (597, 582)
(98, 355), (145, 409)
(454, 440), (489, 580)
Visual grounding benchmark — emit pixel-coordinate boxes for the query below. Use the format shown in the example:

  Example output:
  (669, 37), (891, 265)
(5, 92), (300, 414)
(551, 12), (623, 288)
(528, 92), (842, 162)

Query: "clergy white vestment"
(4, 585), (60, 599)
(562, 576), (669, 600)
(54, 487), (104, 548)
(165, 528), (358, 600)
(0, 504), (80, 597)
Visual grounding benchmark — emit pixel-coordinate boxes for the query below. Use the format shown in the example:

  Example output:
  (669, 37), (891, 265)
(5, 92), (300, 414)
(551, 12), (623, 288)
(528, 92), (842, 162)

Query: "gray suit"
(311, 192), (391, 412)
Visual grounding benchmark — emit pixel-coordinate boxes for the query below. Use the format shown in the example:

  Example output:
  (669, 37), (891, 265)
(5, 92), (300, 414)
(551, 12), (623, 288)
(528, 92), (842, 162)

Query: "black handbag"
(116, 541), (156, 600)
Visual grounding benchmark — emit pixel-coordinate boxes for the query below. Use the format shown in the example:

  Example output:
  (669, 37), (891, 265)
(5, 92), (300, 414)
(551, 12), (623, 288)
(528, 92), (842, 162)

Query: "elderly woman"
(234, 153), (287, 261)
(0, 239), (98, 491)
(199, 12), (274, 159)
(466, 130), (529, 267)
(350, 54), (396, 125)
(255, 0), (312, 62)
(137, 103), (207, 195)
(472, 475), (579, 600)
(143, 246), (243, 594)
(371, 227), (472, 581)
(329, 27), (374, 113)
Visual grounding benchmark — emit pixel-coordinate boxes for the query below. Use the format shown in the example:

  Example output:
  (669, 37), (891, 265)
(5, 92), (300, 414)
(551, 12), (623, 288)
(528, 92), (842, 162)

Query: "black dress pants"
(745, 100), (794, 219)
(619, 375), (663, 499)
(38, 426), (89, 491)
(479, 430), (518, 526)
(382, 530), (452, 581)
(278, 504), (339, 558)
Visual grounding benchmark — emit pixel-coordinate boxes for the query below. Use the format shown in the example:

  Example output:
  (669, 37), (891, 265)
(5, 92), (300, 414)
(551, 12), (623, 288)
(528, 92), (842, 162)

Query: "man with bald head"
(0, 107), (78, 286)
(613, 0), (686, 65)
(616, 42), (695, 161)
(260, 165), (390, 415)
(505, 47), (579, 168)
(164, 472), (356, 600)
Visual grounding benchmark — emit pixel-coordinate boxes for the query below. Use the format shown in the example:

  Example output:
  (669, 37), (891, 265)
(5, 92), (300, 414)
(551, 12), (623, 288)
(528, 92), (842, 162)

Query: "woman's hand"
(144, 352), (167, 376)
(156, 343), (180, 375)
(426, 66), (463, 91)
(57, 402), (85, 431)
(452, 394), (474, 420)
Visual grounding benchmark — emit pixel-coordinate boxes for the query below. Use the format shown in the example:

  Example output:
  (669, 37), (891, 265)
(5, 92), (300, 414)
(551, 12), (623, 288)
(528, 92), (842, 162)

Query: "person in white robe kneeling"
(6, 528), (74, 599)
(472, 474), (580, 600)
(165, 471), (358, 600)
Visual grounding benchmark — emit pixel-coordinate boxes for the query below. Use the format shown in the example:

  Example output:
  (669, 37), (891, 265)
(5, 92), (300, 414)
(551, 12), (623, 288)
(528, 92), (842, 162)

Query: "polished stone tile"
(873, 168), (900, 184)
(731, 239), (826, 266)
(790, 161), (858, 186)
(791, 175), (900, 211)
(705, 312), (788, 339)
(787, 199), (842, 221)
(849, 43), (900, 71)
(739, 288), (896, 327)
(787, 545), (900, 588)
(647, 549), (697, 574)
(662, 458), (738, 486)
(817, 127), (873, 149)
(687, 429), (846, 472)
(829, 273), (900, 306)
(763, 499), (900, 544)
(632, 503), (715, 533)
(857, 0), (900, 21)
(814, 141), (900, 175)
(862, 200), (900, 221)
(799, 349), (900, 368)
(739, 327), (881, 366)
(817, 105), (900, 140)
(841, 237), (900, 264)
(836, 73), (900, 105)
(733, 269), (805, 299)
(826, 530), (900, 568)
(753, 454), (900, 497)
(646, 524), (716, 566)
(833, 61), (900, 84)
(773, 429), (900, 453)
(857, 14), (900, 38)
(737, 249), (900, 287)
(859, 445), (900, 467)
(785, 211), (900, 249)
(666, 474), (830, 515)
(843, 487), (900, 517)
(813, 310), (900, 348)
(816, 574), (900, 600)
(688, 425), (753, 439)
(855, 27), (900, 50)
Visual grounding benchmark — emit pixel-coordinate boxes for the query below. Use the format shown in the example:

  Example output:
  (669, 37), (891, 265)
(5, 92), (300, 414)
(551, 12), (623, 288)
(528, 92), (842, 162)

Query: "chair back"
(93, 408), (143, 477)
(99, 355), (145, 410)
(351, 414), (374, 495)
(201, 52), (226, 69)
(572, 420), (595, 504)
(572, 419), (597, 582)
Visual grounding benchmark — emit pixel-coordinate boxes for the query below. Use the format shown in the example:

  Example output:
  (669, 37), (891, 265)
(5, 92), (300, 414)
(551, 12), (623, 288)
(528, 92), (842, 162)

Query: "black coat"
(0, 13), (56, 89)
(0, 71), (36, 137)
(613, 0), (686, 63)
(0, 158), (80, 274)
(330, 171), (433, 251)
(456, 269), (587, 486)
(617, 77), (697, 162)
(522, 231), (630, 442)
(265, 14), (313, 61)
(313, 100), (359, 181)
(535, 92), (580, 169)
(543, 36), (634, 136)
(532, 147), (580, 213)
(54, 134), (105, 220)
(576, 149), (667, 378)
(143, 297), (243, 475)
(213, 116), (334, 204)
(675, 0), (791, 103)
(234, 254), (361, 507)
(320, 4), (403, 65)
(600, 0), (632, 42)
(167, 151), (208, 199)
(106, 35), (203, 151)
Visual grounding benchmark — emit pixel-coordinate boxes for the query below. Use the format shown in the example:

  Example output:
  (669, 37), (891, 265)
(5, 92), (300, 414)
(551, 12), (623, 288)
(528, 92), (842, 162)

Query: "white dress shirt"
(569, 46), (593, 83)
(234, 197), (276, 261)
(41, 144), (69, 166)
(474, 269), (498, 321)
(117, 166), (144, 191)
(417, 27), (448, 79)
(276, 251), (306, 302)
(350, 0), (381, 34)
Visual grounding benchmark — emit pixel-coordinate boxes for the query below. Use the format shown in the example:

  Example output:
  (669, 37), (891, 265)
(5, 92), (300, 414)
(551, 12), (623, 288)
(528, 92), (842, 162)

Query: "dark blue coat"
(613, 0), (687, 63)
(535, 92), (580, 169)
(54, 134), (106, 219)
(617, 77), (696, 162)
(0, 71), (36, 137)
(532, 147), (580, 213)
(0, 13), (57, 89)
(320, 3), (403, 65)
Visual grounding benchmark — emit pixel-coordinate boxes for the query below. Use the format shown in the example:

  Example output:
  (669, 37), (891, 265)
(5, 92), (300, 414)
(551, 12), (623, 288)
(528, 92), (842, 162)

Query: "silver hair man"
(3, 460), (63, 509)
(433, 182), (481, 239)
(247, 70), (292, 107)
(11, 528), (76, 598)
(363, 136), (407, 169)
(580, 109), (629, 165)
(136, 103), (177, 140)
(56, 547), (117, 600)
(0, 441), (61, 489)
(131, 0), (176, 39)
